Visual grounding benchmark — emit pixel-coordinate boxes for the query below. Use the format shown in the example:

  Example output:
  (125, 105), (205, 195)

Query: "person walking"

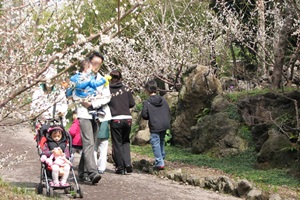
(76, 52), (111, 184)
(68, 111), (82, 154)
(31, 65), (68, 126)
(108, 70), (135, 174)
(94, 74), (111, 174)
(141, 80), (171, 170)
(94, 120), (110, 174)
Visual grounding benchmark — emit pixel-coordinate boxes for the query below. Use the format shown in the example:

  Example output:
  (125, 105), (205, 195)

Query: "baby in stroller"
(40, 125), (71, 187)
(36, 120), (83, 198)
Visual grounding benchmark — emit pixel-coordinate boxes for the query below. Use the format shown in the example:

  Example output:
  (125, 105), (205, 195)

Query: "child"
(141, 80), (171, 170)
(66, 59), (107, 117)
(94, 120), (110, 174)
(68, 112), (82, 154)
(41, 125), (71, 187)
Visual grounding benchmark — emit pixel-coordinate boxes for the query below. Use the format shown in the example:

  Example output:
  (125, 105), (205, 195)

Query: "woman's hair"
(144, 80), (157, 94)
(79, 59), (91, 72)
(110, 70), (122, 83)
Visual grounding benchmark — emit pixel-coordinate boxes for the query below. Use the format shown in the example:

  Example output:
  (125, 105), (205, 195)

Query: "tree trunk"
(256, 0), (267, 78)
(272, 8), (293, 89)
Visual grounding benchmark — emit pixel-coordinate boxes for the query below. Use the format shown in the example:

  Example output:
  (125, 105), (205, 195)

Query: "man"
(31, 65), (68, 126)
(76, 52), (111, 184)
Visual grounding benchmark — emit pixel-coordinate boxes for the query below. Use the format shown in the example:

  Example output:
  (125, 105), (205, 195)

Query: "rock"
(269, 194), (281, 200)
(235, 179), (253, 198)
(217, 176), (236, 194)
(132, 128), (150, 145)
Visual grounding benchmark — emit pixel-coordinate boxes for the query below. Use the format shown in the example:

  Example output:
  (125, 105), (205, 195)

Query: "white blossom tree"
(103, 0), (214, 92)
(0, 0), (143, 125)
(1, 0), (300, 125)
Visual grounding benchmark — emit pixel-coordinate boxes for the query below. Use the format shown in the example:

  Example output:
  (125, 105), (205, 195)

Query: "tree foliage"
(1, 0), (300, 125)
(0, 0), (143, 124)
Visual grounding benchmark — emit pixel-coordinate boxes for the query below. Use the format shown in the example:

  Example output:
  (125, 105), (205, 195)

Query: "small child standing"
(68, 112), (82, 154)
(141, 80), (171, 170)
(41, 126), (71, 187)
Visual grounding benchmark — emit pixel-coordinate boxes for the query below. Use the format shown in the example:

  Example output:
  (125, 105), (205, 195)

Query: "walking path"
(0, 123), (242, 200)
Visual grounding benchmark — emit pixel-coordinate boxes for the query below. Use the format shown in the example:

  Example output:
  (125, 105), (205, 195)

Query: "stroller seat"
(34, 118), (83, 198)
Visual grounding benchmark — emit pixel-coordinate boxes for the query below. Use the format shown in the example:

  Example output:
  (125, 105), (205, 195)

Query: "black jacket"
(142, 95), (171, 132)
(108, 82), (135, 117)
(42, 132), (70, 158)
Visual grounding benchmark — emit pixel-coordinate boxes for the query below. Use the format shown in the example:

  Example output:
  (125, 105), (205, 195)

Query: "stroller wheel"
(64, 187), (68, 194)
(64, 186), (70, 194)
(36, 183), (43, 194)
(46, 187), (53, 197)
(77, 187), (83, 198)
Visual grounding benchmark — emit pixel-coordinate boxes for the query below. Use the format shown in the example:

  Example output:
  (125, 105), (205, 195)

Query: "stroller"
(35, 118), (83, 198)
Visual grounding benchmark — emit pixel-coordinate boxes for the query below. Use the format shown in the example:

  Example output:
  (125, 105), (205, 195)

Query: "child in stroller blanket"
(41, 126), (71, 187)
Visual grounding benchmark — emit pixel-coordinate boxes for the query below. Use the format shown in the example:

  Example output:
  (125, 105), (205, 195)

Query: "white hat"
(43, 65), (57, 80)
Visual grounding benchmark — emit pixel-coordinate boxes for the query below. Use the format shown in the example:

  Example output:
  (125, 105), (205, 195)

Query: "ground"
(0, 123), (298, 200)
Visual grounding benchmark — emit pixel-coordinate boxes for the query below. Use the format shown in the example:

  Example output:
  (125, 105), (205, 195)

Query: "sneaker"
(78, 176), (91, 183)
(50, 182), (60, 187)
(88, 110), (97, 115)
(98, 170), (104, 174)
(155, 166), (165, 170)
(97, 110), (106, 116)
(125, 165), (133, 173)
(91, 174), (102, 184)
(60, 182), (70, 187)
(115, 167), (125, 175)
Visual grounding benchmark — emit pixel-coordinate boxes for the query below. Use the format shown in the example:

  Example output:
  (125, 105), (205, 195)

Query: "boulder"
(191, 112), (246, 156)
(172, 65), (222, 147)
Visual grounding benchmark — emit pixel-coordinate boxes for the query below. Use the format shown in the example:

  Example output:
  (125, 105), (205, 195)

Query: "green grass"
(0, 177), (49, 199)
(131, 144), (300, 188)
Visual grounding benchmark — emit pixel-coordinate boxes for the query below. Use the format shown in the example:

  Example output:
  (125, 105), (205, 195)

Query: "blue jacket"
(66, 73), (106, 98)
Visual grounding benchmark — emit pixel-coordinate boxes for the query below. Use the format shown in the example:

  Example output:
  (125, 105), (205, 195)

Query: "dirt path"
(0, 123), (243, 200)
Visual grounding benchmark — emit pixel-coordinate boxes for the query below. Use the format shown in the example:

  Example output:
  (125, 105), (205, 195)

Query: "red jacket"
(68, 119), (82, 147)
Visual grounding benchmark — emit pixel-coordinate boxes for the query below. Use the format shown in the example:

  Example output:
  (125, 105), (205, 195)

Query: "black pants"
(110, 119), (132, 169)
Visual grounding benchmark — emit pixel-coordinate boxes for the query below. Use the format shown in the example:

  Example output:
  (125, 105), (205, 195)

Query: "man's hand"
(81, 101), (92, 108)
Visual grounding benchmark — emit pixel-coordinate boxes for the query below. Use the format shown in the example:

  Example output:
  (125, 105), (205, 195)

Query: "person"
(76, 52), (111, 184)
(31, 66), (68, 126)
(108, 70), (135, 174)
(68, 111), (82, 154)
(66, 59), (107, 118)
(94, 120), (110, 174)
(93, 75), (112, 174)
(41, 126), (71, 187)
(141, 80), (171, 170)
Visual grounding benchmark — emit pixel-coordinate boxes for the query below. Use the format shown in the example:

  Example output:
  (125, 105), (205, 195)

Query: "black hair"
(110, 70), (122, 83)
(88, 52), (104, 61)
(144, 80), (157, 94)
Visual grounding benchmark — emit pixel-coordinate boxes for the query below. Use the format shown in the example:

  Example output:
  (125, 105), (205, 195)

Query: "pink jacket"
(69, 119), (82, 147)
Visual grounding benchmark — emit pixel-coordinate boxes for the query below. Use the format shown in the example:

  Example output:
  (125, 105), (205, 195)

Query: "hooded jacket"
(108, 82), (135, 119)
(42, 131), (70, 158)
(141, 95), (171, 133)
(68, 119), (82, 147)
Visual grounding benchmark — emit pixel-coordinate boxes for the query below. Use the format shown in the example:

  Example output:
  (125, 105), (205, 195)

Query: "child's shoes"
(60, 182), (70, 187)
(50, 181), (60, 187)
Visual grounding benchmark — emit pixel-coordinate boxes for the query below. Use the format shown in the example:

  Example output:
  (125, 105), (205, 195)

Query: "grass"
(0, 177), (49, 199)
(131, 144), (300, 188)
